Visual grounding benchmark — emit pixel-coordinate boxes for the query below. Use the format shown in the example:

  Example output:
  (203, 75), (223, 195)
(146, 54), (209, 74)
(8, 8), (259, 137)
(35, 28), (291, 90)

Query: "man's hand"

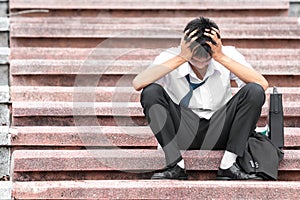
(204, 27), (269, 90)
(179, 29), (200, 61)
(204, 27), (225, 61)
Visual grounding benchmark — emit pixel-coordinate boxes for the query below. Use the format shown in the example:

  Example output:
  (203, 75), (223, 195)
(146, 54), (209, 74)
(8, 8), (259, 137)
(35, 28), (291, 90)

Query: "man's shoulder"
(222, 46), (246, 60)
(222, 46), (237, 54)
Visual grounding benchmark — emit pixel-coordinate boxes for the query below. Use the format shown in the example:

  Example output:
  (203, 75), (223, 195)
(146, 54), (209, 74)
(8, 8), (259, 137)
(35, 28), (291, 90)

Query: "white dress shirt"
(151, 46), (253, 119)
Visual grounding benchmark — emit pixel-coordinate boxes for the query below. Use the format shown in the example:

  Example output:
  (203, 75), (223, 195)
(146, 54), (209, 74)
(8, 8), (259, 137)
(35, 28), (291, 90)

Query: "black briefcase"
(269, 87), (284, 149)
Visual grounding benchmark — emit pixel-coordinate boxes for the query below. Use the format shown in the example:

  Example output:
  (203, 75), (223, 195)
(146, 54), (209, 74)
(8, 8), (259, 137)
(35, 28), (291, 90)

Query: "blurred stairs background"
(2, 0), (300, 199)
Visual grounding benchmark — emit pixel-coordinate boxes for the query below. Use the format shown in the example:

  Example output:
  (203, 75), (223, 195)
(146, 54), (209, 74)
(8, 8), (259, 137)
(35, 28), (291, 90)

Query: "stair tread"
(10, 0), (289, 10)
(10, 17), (298, 24)
(11, 101), (300, 117)
(12, 180), (300, 200)
(10, 86), (300, 102)
(12, 149), (300, 171)
(10, 126), (300, 147)
(11, 126), (154, 147)
(10, 59), (300, 75)
(10, 47), (300, 60)
(10, 86), (300, 93)
(10, 23), (300, 39)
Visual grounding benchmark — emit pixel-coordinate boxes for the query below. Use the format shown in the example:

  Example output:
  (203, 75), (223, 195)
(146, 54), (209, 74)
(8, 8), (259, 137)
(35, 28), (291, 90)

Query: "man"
(132, 17), (268, 180)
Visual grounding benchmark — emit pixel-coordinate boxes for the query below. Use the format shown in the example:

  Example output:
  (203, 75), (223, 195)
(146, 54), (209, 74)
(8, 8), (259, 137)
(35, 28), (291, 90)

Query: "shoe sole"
(151, 176), (188, 180)
(216, 176), (232, 180)
(216, 176), (264, 181)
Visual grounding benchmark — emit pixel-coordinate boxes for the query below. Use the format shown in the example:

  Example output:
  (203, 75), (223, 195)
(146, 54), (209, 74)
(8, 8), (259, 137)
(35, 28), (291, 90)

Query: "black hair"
(183, 17), (219, 58)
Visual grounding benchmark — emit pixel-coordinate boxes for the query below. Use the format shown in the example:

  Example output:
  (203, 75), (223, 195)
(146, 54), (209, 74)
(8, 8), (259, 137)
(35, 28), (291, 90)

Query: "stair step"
(12, 149), (299, 172)
(10, 86), (300, 102)
(10, 17), (298, 25)
(9, 1), (289, 18)
(11, 38), (300, 49)
(11, 126), (155, 147)
(10, 59), (300, 75)
(10, 86), (140, 102)
(11, 101), (300, 117)
(10, 47), (300, 60)
(12, 180), (300, 199)
(10, 23), (300, 40)
(10, 126), (300, 148)
(10, 47), (160, 60)
(10, 0), (289, 10)
(12, 102), (143, 117)
(10, 74), (300, 88)
(11, 101), (299, 126)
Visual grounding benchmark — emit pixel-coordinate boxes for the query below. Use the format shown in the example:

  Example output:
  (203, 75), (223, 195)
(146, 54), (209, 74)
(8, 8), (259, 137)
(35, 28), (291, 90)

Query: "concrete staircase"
(8, 0), (300, 199)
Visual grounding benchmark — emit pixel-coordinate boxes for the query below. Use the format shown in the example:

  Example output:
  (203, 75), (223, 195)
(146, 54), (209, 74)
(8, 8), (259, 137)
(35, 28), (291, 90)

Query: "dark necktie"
(179, 74), (208, 107)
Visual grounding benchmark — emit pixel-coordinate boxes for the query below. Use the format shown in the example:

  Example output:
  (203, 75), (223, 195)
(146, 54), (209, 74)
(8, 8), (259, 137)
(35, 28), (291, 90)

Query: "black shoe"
(216, 163), (263, 180)
(151, 165), (188, 180)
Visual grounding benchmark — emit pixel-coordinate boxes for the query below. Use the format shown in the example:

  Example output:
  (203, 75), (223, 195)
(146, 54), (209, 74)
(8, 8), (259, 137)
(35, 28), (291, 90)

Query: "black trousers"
(141, 83), (265, 167)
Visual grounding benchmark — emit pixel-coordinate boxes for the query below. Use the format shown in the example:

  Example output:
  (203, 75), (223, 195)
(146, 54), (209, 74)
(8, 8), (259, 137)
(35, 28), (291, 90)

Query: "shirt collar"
(177, 59), (220, 80)
(177, 62), (191, 78)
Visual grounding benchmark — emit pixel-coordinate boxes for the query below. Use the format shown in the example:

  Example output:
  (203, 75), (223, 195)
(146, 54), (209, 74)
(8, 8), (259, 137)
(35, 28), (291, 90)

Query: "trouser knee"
(140, 83), (165, 107)
(241, 83), (265, 107)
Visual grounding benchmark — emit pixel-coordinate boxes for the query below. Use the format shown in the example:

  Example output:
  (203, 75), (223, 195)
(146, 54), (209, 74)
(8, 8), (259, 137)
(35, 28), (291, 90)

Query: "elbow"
(132, 77), (143, 91)
(260, 78), (269, 91)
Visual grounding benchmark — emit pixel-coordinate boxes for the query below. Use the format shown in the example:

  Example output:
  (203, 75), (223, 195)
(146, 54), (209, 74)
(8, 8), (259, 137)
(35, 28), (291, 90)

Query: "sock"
(220, 150), (238, 169)
(177, 159), (185, 169)
(157, 143), (162, 149)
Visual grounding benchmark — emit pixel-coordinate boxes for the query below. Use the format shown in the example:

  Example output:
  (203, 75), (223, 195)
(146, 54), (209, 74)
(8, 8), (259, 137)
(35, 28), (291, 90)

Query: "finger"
(188, 29), (198, 37)
(204, 32), (218, 45)
(205, 42), (217, 53)
(180, 34), (188, 45)
(208, 29), (218, 38)
(203, 32), (213, 38)
(205, 40), (213, 48)
(205, 38), (217, 46)
(182, 32), (189, 42)
(204, 29), (210, 34)
(207, 27), (220, 35)
(180, 35), (185, 44)
(183, 29), (191, 42)
(190, 35), (199, 43)
(184, 29), (198, 40)
(211, 39), (217, 45)
(185, 31), (198, 43)
(210, 27), (221, 38)
(184, 35), (189, 41)
(211, 27), (220, 34)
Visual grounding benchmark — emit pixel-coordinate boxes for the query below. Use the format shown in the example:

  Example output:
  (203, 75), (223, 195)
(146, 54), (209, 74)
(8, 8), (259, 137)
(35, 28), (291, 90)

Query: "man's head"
(183, 17), (219, 64)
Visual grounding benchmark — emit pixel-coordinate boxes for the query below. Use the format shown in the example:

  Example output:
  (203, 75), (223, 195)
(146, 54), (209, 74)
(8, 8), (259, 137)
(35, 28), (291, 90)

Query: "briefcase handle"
(271, 87), (280, 114)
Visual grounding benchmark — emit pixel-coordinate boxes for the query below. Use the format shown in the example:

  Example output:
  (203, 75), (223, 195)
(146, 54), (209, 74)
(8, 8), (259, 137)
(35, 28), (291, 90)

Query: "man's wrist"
(177, 53), (190, 62)
(172, 54), (188, 67)
(214, 54), (231, 64)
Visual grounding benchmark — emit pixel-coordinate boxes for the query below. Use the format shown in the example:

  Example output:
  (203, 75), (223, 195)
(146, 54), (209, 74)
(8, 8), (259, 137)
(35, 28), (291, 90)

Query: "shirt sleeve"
(149, 48), (179, 86)
(225, 46), (253, 88)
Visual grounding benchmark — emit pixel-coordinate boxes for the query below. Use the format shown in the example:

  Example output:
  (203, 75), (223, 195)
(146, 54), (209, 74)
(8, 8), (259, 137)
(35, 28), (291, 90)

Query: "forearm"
(204, 28), (268, 90)
(216, 55), (269, 90)
(132, 55), (186, 91)
(133, 29), (199, 91)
